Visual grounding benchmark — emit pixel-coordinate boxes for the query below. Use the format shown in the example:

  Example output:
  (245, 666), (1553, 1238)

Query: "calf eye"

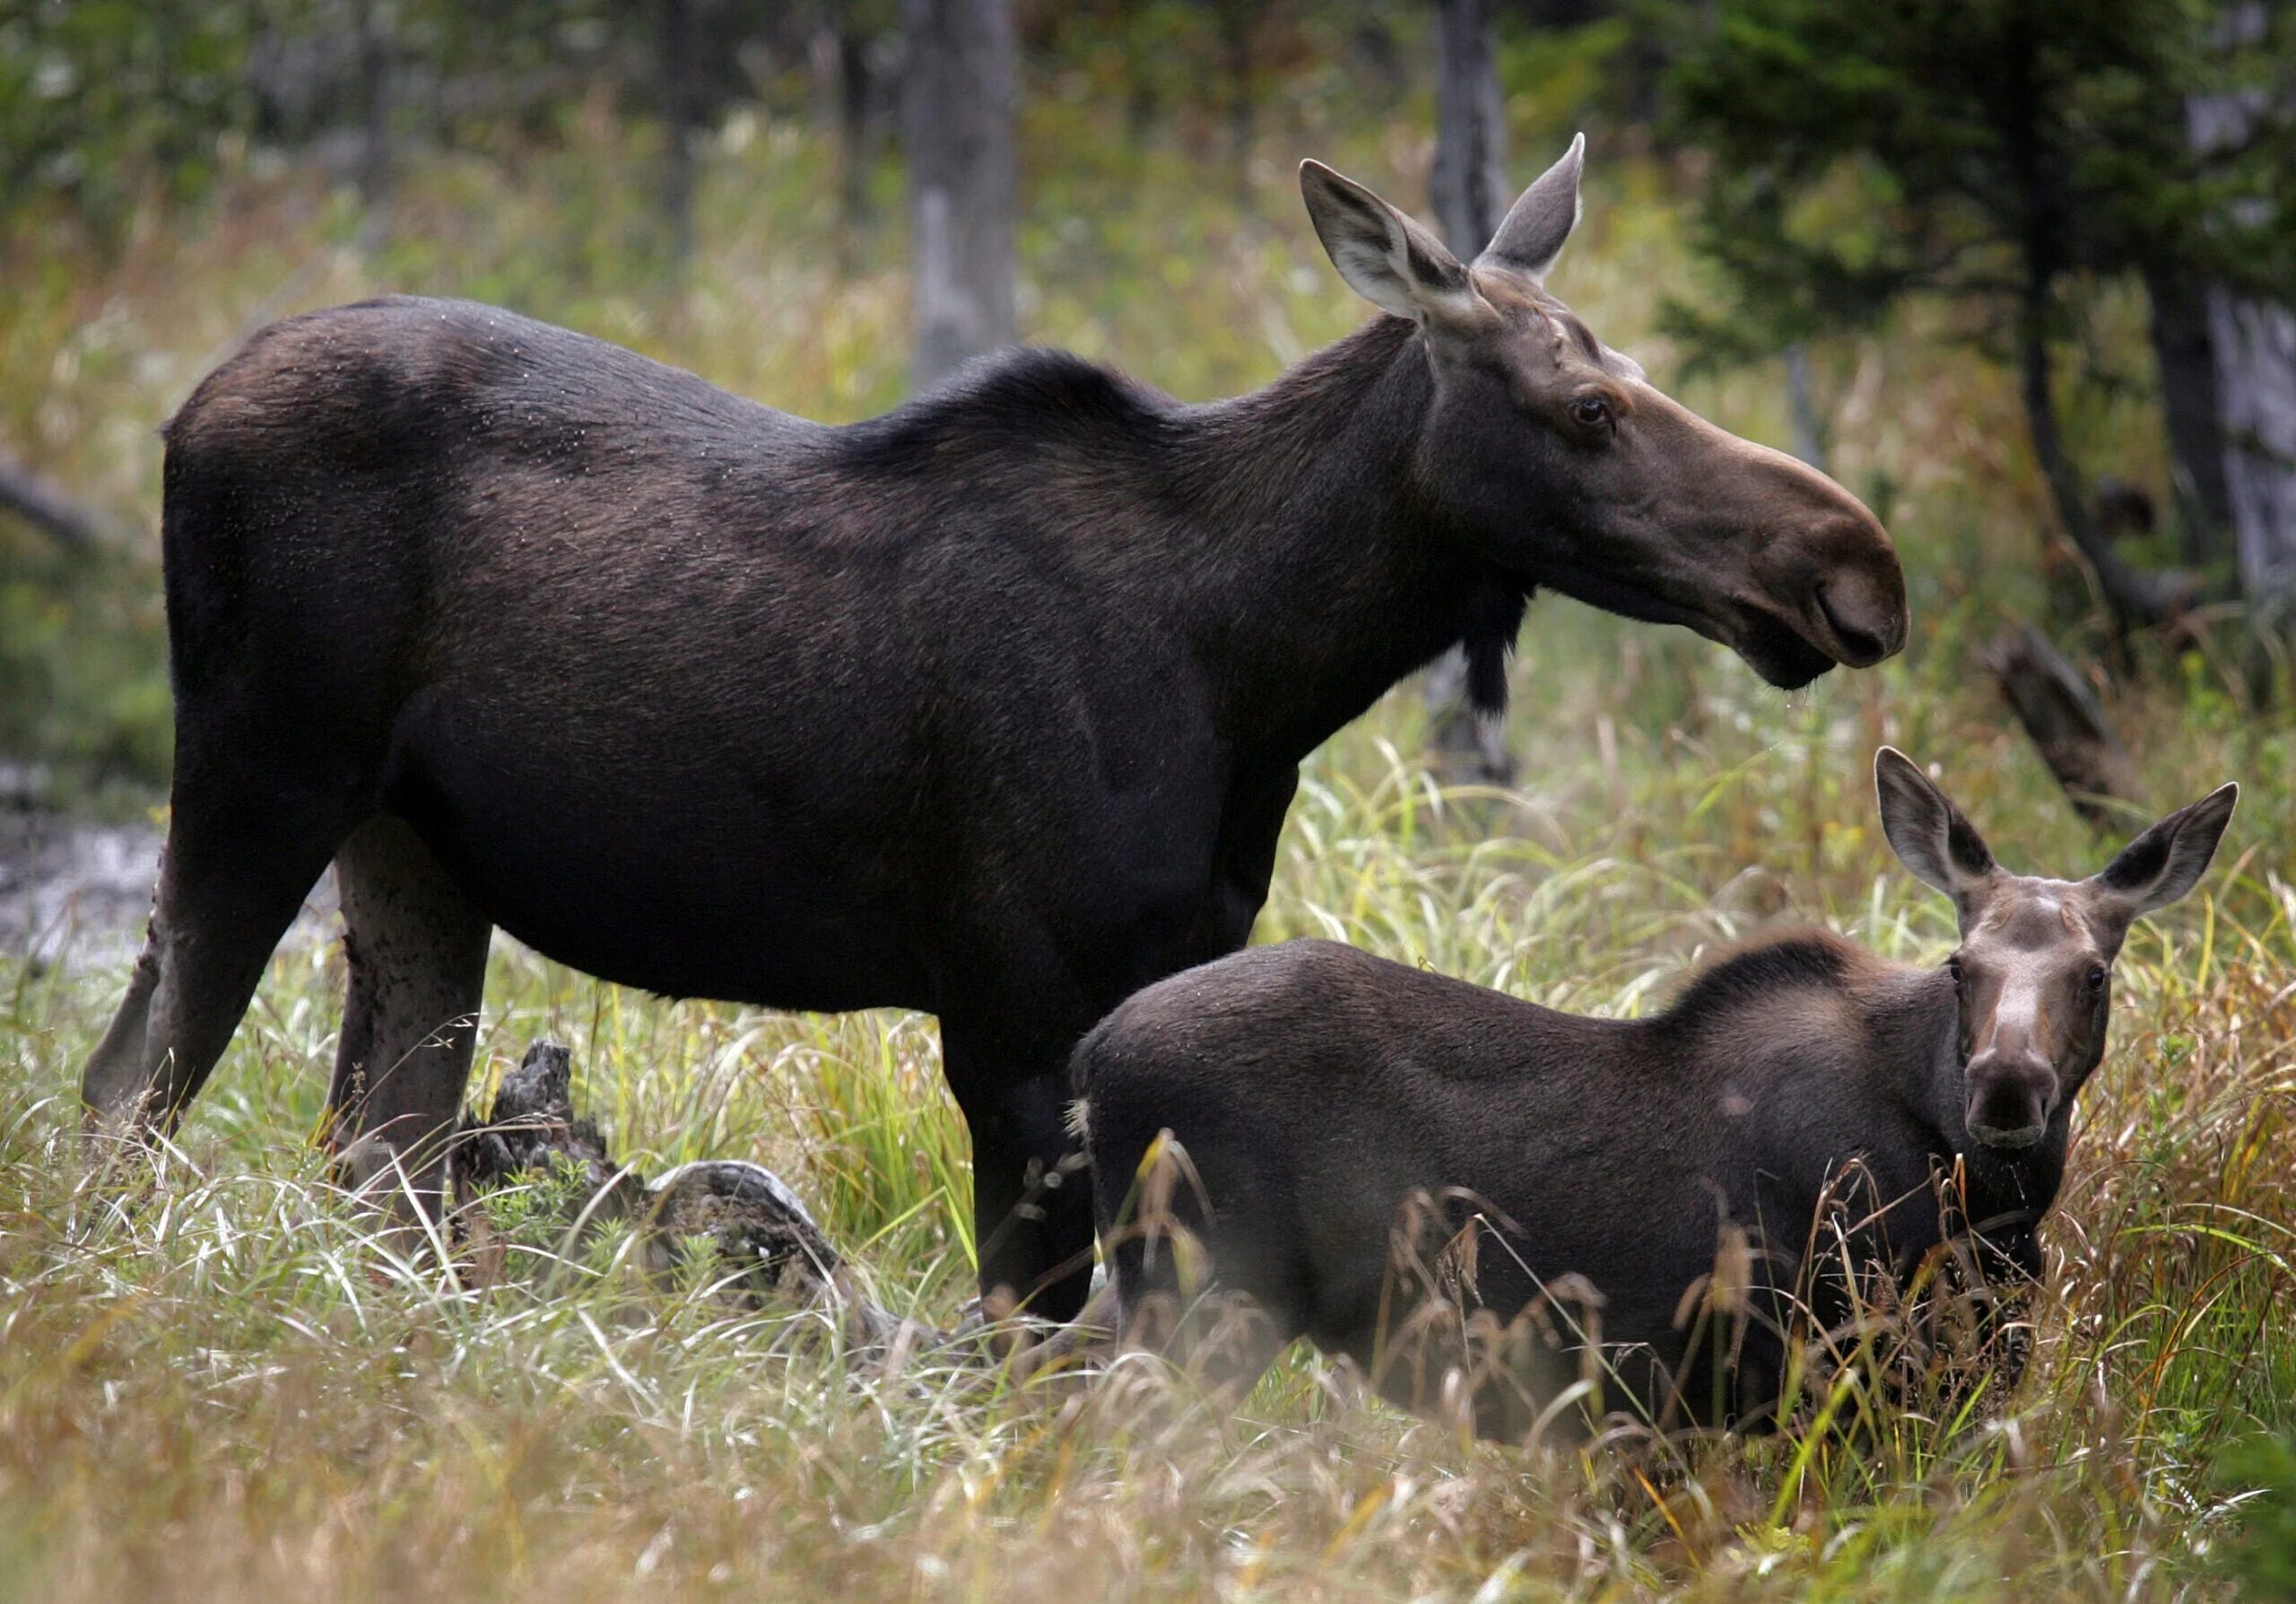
(2083, 964), (2109, 994)
(1568, 395), (1613, 433)
(1944, 955), (1965, 989)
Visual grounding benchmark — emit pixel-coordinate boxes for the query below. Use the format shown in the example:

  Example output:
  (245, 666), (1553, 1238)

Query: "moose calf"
(1074, 749), (2236, 1436)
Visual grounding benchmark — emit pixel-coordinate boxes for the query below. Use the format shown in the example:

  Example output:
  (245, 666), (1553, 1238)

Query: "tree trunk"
(903, 0), (1018, 389)
(839, 31), (876, 229)
(1999, 23), (2168, 643)
(356, 0), (392, 248)
(657, 0), (700, 264)
(811, 20), (882, 237)
(1214, 0), (1256, 181)
(2019, 272), (2169, 639)
(2186, 3), (2296, 610)
(1424, 0), (1516, 788)
(1430, 0), (1507, 258)
(2209, 288), (2296, 609)
(2144, 261), (2237, 567)
(1783, 342), (1827, 474)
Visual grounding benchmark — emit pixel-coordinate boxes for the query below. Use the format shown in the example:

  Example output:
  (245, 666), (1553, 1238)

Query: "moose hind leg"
(328, 815), (492, 1216)
(82, 793), (344, 1144)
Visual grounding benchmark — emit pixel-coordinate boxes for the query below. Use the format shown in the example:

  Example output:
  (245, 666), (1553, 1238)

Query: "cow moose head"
(1300, 136), (1909, 688)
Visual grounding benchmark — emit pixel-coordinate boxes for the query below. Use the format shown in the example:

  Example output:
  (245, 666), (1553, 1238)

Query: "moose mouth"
(1534, 562), (1841, 690)
(1731, 613), (1839, 691)
(1970, 1122), (2048, 1151)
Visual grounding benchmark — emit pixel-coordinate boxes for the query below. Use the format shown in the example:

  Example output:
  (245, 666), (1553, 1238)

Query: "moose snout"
(1814, 574), (1903, 668)
(1799, 507), (1908, 667)
(1747, 492), (1909, 672)
(1965, 1053), (2057, 1149)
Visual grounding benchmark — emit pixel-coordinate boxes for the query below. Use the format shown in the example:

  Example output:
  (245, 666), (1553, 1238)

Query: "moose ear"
(1875, 747), (1997, 911)
(1477, 133), (1585, 282)
(2089, 782), (2238, 923)
(1300, 160), (1489, 328)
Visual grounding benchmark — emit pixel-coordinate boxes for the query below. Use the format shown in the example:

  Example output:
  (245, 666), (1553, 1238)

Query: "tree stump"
(453, 1039), (914, 1350)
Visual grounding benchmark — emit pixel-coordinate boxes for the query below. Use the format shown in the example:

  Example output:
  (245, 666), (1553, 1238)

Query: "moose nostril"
(1815, 584), (1890, 667)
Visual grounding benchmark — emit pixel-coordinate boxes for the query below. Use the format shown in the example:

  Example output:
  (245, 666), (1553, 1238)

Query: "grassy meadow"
(6, 65), (2296, 1601)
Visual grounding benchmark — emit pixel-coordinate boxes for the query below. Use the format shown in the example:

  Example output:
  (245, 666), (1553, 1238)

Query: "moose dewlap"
(1073, 749), (2237, 1438)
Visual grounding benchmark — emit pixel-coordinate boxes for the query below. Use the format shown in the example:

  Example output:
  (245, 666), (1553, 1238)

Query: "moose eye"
(2083, 964), (2109, 994)
(1567, 395), (1613, 433)
(1944, 955), (1965, 989)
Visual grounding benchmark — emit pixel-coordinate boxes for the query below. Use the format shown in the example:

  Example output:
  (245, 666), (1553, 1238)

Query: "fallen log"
(452, 1038), (915, 1353)
(1981, 622), (2142, 827)
(445, 1037), (1127, 1387)
(640, 1158), (906, 1349)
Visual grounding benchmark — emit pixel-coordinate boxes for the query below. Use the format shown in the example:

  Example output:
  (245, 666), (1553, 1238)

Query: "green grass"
(6, 81), (2296, 1602)
(6, 662), (2293, 1600)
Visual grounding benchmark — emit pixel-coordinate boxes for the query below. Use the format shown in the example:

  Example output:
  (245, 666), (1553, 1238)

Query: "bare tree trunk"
(1999, 25), (2170, 645)
(2210, 289), (2296, 608)
(1430, 0), (1507, 257)
(1213, 0), (1256, 183)
(2145, 261), (2237, 566)
(811, 19), (883, 239)
(2020, 273), (2170, 639)
(356, 0), (392, 248)
(1783, 342), (1827, 474)
(2187, 3), (2296, 611)
(1425, 0), (1516, 789)
(658, 0), (700, 264)
(904, 0), (1018, 389)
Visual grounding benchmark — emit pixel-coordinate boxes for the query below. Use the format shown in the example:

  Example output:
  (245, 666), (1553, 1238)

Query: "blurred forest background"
(9, 7), (2296, 1598)
(0, 0), (2291, 810)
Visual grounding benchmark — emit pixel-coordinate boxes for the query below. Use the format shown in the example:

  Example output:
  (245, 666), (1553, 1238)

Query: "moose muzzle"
(1813, 569), (1903, 669)
(1964, 1050), (2057, 1149)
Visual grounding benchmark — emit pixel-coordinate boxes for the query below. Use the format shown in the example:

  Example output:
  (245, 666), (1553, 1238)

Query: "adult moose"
(83, 137), (1904, 1323)
(1074, 750), (2236, 1433)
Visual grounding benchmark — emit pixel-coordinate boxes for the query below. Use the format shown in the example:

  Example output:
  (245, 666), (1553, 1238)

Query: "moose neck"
(1166, 317), (1509, 768)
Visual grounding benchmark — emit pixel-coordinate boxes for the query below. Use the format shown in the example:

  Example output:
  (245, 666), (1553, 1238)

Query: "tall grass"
(4, 77), (2295, 1602)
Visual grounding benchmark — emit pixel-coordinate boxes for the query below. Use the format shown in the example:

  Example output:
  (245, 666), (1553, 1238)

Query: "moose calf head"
(1875, 747), (2238, 1149)
(1299, 136), (1909, 689)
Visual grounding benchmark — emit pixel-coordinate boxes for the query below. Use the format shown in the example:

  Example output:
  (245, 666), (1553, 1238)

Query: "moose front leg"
(944, 1028), (1096, 1327)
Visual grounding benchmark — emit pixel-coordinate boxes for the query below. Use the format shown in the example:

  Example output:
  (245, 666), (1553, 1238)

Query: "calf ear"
(1477, 133), (1586, 282)
(1875, 747), (1997, 912)
(1300, 161), (1490, 329)
(2089, 782), (2239, 921)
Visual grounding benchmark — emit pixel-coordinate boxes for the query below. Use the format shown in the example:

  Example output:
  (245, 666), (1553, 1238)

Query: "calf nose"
(1966, 1054), (2056, 1149)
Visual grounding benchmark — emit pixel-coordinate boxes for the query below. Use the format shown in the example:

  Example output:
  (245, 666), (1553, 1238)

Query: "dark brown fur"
(81, 147), (1905, 1321)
